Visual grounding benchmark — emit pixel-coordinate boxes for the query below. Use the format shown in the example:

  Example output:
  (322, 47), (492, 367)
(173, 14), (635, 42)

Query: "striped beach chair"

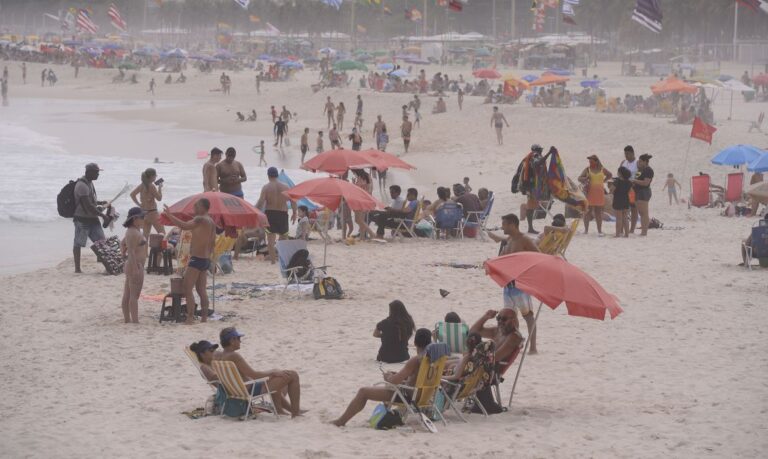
(184, 347), (221, 413)
(434, 322), (469, 354)
(211, 360), (279, 421)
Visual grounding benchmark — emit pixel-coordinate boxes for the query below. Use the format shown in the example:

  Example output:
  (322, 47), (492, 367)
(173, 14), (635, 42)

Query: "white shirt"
(621, 159), (638, 177)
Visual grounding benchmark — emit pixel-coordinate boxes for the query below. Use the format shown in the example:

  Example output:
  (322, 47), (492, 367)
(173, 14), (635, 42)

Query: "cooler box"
(752, 221), (768, 259)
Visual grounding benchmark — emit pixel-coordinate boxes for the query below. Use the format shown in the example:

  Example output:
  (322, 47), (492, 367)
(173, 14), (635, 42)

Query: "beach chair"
(434, 322), (469, 354)
(724, 172), (745, 204)
(492, 345), (523, 407)
(537, 226), (570, 255)
(689, 175), (712, 208)
(431, 202), (465, 239)
(276, 240), (314, 295)
(211, 360), (279, 421)
(554, 219), (580, 260)
(441, 341), (496, 422)
(184, 347), (221, 413)
(383, 343), (451, 432)
(465, 193), (495, 240)
(744, 219), (768, 270)
(309, 208), (332, 242)
(748, 112), (764, 133)
(393, 200), (423, 240)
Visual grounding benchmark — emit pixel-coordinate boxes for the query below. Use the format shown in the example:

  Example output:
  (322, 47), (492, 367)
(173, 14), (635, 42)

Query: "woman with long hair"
(632, 154), (655, 236)
(351, 169), (377, 240)
(120, 207), (147, 323)
(374, 300), (415, 363)
(130, 168), (164, 238)
(579, 155), (612, 235)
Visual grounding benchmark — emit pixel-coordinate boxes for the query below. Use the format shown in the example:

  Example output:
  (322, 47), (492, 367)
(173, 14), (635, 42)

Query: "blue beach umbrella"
(377, 62), (394, 71)
(580, 79), (601, 88)
(747, 152), (768, 172)
(278, 171), (318, 211)
(522, 74), (538, 82)
(711, 145), (766, 166)
(390, 69), (409, 78)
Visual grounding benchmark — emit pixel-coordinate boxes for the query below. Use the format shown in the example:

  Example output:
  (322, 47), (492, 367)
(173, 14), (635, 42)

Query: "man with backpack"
(72, 163), (108, 273)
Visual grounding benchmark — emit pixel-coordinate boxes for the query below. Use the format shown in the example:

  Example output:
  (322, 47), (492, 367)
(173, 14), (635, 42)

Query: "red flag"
(690, 117), (717, 144)
(449, 0), (464, 11)
(562, 15), (577, 25)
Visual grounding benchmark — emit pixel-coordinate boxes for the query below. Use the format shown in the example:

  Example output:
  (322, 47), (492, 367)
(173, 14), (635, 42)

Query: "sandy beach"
(0, 59), (766, 458)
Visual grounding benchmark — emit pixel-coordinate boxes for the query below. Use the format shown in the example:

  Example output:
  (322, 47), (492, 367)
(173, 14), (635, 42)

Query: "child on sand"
(611, 167), (632, 238)
(316, 131), (324, 154)
(258, 140), (266, 166)
(662, 173), (681, 205)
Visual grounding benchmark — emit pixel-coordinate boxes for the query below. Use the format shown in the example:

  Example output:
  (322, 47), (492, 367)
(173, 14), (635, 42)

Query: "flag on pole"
(76, 9), (99, 34)
(631, 0), (663, 33)
(690, 117), (717, 144)
(107, 4), (127, 32)
(233, 0), (250, 9)
(562, 3), (575, 15)
(449, 0), (464, 12)
(265, 22), (280, 35)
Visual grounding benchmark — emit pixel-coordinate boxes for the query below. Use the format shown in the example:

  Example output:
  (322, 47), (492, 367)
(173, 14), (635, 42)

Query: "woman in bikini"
(121, 208), (147, 323)
(130, 168), (164, 238)
(579, 155), (612, 236)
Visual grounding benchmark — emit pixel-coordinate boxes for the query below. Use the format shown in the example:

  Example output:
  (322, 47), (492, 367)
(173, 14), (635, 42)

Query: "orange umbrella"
(301, 149), (372, 175)
(502, 74), (531, 89)
(283, 177), (382, 211)
(484, 252), (622, 406)
(357, 149), (416, 172)
(529, 73), (570, 86)
(472, 68), (501, 79)
(650, 76), (697, 95)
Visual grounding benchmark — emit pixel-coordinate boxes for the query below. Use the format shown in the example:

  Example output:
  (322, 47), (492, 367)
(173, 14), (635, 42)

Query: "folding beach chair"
(276, 240), (314, 295)
(383, 343), (451, 432)
(465, 193), (495, 240)
(184, 347), (221, 412)
(211, 360), (279, 421)
(433, 321), (469, 355)
(393, 200), (423, 240)
(441, 340), (496, 422)
(491, 345), (523, 407)
(689, 175), (712, 208)
(554, 219), (580, 260)
(537, 226), (570, 255)
(748, 112), (764, 133)
(431, 202), (465, 239)
(724, 172), (744, 204)
(744, 219), (768, 270)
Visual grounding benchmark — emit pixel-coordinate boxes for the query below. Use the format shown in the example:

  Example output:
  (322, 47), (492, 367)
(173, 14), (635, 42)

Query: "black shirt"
(634, 167), (654, 191)
(612, 178), (632, 210)
(376, 317), (410, 363)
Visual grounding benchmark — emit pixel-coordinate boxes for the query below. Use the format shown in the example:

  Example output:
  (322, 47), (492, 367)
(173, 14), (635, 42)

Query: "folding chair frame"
(212, 360), (279, 421)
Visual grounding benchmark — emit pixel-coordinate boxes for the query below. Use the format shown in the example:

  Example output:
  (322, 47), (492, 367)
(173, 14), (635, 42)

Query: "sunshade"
(390, 69), (408, 78)
(650, 76), (697, 94)
(502, 74), (531, 89)
(159, 192), (267, 228)
(711, 145), (765, 166)
(529, 73), (570, 86)
(746, 181), (768, 204)
(472, 68), (501, 79)
(333, 60), (367, 71)
(283, 177), (382, 212)
(747, 152), (768, 173)
(723, 79), (755, 93)
(377, 63), (394, 71)
(302, 149), (372, 175)
(358, 149), (416, 172)
(580, 79), (601, 88)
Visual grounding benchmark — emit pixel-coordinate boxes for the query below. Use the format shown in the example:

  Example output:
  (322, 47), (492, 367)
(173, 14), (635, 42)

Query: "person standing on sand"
(316, 130), (324, 155)
(216, 147), (247, 198)
(578, 155), (612, 236)
(355, 95), (364, 130)
(329, 124), (342, 149)
(662, 173), (681, 205)
(373, 115), (386, 143)
(255, 167), (297, 264)
(148, 78), (155, 95)
(300, 128), (310, 163)
(1, 77), (7, 107)
(130, 168), (164, 238)
(486, 213), (540, 353)
(323, 96), (335, 129)
(348, 127), (362, 151)
(41, 68), (47, 87)
(457, 87), (464, 110)
(20, 62), (26, 84)
(255, 73), (261, 94)
(162, 198), (216, 324)
(258, 140), (267, 167)
(73, 163), (108, 273)
(490, 106), (510, 145)
(120, 207), (147, 324)
(336, 101), (346, 131)
(203, 147), (222, 192)
(274, 116), (287, 147)
(620, 145), (639, 233)
(400, 115), (412, 153)
(632, 154), (654, 236)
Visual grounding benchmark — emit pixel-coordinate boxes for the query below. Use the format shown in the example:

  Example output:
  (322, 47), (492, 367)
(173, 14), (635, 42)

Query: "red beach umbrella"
(301, 149), (373, 175)
(472, 68), (502, 79)
(357, 149), (416, 172)
(529, 72), (570, 86)
(483, 252), (622, 406)
(283, 177), (382, 211)
(159, 192), (267, 228)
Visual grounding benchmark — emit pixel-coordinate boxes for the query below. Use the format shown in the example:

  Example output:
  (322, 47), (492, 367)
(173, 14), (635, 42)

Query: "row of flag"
(632, 0), (766, 35)
(53, 4), (126, 34)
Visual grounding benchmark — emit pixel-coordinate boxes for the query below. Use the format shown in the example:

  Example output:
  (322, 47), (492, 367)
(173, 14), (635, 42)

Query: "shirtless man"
(255, 167), (297, 263)
(372, 115), (386, 143)
(216, 147), (247, 198)
(323, 96), (335, 129)
(400, 115), (412, 153)
(457, 88), (464, 110)
(203, 148), (222, 191)
(162, 198), (216, 324)
(469, 308), (524, 368)
(486, 213), (540, 353)
(490, 106), (510, 145)
(300, 128), (310, 163)
(215, 327), (304, 417)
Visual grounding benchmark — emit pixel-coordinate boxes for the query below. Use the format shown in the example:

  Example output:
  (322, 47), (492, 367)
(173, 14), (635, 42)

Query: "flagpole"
(733, 1), (739, 62)
(681, 136), (693, 203)
(423, 0), (428, 37)
(350, 1), (356, 51)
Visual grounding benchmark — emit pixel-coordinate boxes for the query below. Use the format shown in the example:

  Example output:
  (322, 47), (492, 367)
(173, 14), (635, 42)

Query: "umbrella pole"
(212, 265), (215, 313)
(507, 301), (544, 408)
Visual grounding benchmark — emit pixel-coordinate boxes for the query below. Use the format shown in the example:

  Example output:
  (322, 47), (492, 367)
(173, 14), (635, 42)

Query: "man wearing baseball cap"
(73, 163), (108, 273)
(255, 167), (297, 264)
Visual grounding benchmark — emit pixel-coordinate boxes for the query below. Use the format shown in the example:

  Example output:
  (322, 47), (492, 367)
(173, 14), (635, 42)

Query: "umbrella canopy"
(319, 47), (336, 54)
(484, 252), (623, 320)
(522, 74), (538, 82)
(650, 76), (697, 95)
(723, 79), (756, 93)
(544, 68), (572, 76)
(502, 74), (531, 89)
(302, 149), (372, 175)
(530, 73), (570, 86)
(283, 177), (382, 211)
(162, 48), (188, 59)
(753, 73), (768, 85)
(580, 79), (601, 88)
(333, 60), (367, 71)
(711, 145), (766, 166)
(159, 192), (267, 228)
(746, 181), (768, 204)
(390, 69), (409, 78)
(214, 49), (234, 59)
(472, 68), (501, 79)
(717, 74), (734, 82)
(358, 149), (416, 172)
(377, 62), (394, 71)
(747, 153), (768, 173)
(474, 47), (492, 56)
(404, 57), (430, 65)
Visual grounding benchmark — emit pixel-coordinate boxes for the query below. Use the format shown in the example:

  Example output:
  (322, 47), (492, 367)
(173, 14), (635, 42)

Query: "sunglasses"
(496, 315), (513, 322)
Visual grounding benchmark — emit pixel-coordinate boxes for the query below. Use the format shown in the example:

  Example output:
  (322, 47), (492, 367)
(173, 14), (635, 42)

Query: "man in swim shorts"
(162, 198), (216, 324)
(486, 212), (541, 353)
(216, 147), (247, 198)
(255, 167), (297, 264)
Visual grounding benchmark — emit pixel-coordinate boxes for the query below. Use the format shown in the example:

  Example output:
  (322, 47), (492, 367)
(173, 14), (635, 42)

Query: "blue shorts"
(188, 256), (211, 272)
(227, 190), (244, 199)
(503, 283), (532, 314)
(73, 219), (105, 248)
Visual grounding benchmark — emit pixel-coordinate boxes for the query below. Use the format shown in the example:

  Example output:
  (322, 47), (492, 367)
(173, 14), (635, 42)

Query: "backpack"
(313, 276), (344, 300)
(369, 403), (404, 430)
(57, 179), (81, 218)
(286, 249), (312, 280)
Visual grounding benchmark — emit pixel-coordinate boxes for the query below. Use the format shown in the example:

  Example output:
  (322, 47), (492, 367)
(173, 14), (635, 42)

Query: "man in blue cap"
(255, 167), (296, 264)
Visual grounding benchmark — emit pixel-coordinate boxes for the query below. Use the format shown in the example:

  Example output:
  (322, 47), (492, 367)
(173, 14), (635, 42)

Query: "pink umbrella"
(472, 68), (502, 79)
(357, 149), (416, 172)
(301, 149), (372, 175)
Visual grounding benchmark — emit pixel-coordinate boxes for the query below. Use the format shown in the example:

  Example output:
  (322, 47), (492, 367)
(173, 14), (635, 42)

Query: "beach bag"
(287, 249), (311, 279)
(313, 277), (344, 300)
(222, 398), (249, 418)
(471, 386), (504, 415)
(369, 404), (403, 430)
(57, 179), (81, 218)
(218, 253), (233, 274)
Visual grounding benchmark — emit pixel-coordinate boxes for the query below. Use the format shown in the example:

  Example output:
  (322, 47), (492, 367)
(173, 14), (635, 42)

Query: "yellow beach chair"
(211, 360), (279, 421)
(554, 219), (580, 260)
(184, 347), (221, 413)
(537, 226), (570, 255)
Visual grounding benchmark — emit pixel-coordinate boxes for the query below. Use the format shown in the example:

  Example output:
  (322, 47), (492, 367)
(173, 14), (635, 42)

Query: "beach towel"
(425, 342), (451, 362)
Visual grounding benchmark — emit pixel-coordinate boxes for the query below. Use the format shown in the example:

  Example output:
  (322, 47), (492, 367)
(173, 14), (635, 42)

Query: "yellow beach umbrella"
(502, 74), (530, 90)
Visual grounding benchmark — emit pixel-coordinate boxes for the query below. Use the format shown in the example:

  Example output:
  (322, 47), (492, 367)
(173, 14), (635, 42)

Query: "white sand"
(0, 60), (766, 458)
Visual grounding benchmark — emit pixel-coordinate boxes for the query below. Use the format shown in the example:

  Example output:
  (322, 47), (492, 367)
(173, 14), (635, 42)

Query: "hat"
(531, 144), (543, 153)
(587, 154), (600, 161)
(85, 163), (102, 171)
(267, 167), (279, 178)
(192, 340), (219, 353)
(220, 327), (245, 343)
(123, 207), (146, 227)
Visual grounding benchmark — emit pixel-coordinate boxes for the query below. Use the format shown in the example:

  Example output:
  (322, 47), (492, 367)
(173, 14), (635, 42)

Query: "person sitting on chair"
(331, 328), (432, 427)
(190, 340), (219, 381)
(470, 308), (524, 367)
(372, 186), (418, 238)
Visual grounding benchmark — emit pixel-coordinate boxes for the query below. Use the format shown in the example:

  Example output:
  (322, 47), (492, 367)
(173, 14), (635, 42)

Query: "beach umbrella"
(484, 252), (622, 406)
(405, 57), (430, 65)
(163, 48), (188, 59)
(711, 145), (765, 167)
(302, 149), (372, 175)
(390, 69), (409, 78)
(333, 60), (367, 71)
(747, 153), (768, 173)
(474, 48), (492, 56)
(650, 76), (697, 95)
(522, 74), (538, 82)
(580, 79), (601, 88)
(746, 181), (768, 205)
(159, 191), (267, 228)
(283, 177), (382, 263)
(544, 68), (573, 76)
(281, 61), (303, 69)
(277, 170), (318, 211)
(257, 53), (272, 60)
(530, 73), (570, 86)
(472, 68), (501, 79)
(358, 149), (416, 172)
(377, 62), (394, 71)
(722, 79), (757, 120)
(214, 49), (234, 60)
(502, 74), (530, 89)
(319, 47), (336, 54)
(717, 74), (734, 82)
(753, 73), (768, 86)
